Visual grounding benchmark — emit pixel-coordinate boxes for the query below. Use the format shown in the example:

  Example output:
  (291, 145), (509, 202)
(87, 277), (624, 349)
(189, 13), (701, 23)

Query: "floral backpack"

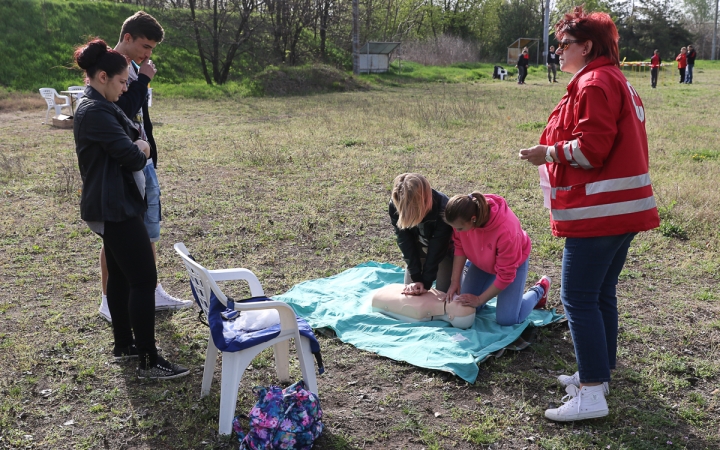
(233, 380), (323, 449)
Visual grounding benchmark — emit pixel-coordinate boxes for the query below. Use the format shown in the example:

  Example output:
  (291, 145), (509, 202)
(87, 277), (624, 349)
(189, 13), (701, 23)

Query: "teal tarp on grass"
(274, 262), (564, 383)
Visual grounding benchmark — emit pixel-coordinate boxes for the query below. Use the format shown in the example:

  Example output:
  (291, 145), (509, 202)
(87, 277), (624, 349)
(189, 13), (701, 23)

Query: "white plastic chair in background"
(67, 86), (85, 100)
(38, 88), (71, 124)
(498, 67), (509, 80)
(66, 86), (86, 114)
(174, 242), (319, 435)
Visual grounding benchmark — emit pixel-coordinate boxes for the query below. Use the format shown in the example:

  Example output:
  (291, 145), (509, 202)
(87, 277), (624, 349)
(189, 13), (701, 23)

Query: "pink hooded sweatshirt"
(452, 194), (532, 290)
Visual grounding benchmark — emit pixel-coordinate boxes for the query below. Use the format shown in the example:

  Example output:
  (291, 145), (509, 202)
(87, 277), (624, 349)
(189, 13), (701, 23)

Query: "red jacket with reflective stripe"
(650, 54), (660, 68)
(539, 56), (660, 238)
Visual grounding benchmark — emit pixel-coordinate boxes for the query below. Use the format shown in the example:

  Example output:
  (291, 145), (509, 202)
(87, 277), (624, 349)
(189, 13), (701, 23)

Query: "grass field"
(1, 64), (719, 449)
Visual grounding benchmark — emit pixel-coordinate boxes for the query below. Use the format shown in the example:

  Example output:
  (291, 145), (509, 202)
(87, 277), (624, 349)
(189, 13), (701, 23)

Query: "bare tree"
(186, 0), (261, 84)
(264, 0), (315, 64)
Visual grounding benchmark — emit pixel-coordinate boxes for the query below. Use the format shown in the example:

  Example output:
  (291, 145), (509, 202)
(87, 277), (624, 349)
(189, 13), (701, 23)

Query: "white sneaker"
(558, 371), (610, 395)
(154, 284), (193, 311)
(545, 384), (609, 421)
(99, 294), (112, 322)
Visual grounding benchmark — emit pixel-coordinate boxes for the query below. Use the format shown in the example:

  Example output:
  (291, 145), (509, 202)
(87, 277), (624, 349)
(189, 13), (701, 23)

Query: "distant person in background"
(676, 47), (687, 83)
(650, 49), (661, 88)
(547, 45), (558, 83)
(516, 47), (530, 84)
(96, 11), (193, 323)
(685, 44), (696, 83)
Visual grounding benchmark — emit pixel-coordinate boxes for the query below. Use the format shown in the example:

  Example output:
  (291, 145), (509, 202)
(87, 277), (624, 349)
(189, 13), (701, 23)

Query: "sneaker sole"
(98, 311), (112, 323)
(137, 370), (191, 380)
(545, 409), (608, 421)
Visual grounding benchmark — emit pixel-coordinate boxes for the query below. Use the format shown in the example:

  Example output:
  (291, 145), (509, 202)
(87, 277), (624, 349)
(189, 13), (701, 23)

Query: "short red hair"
(555, 6), (620, 66)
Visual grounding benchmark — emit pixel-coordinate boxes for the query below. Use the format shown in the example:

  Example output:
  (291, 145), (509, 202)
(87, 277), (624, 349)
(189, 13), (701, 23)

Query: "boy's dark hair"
(119, 11), (164, 43)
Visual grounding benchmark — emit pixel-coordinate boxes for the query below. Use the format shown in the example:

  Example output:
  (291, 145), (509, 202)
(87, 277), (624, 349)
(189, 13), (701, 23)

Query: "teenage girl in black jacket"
(389, 173), (453, 294)
(516, 47), (530, 84)
(73, 39), (188, 379)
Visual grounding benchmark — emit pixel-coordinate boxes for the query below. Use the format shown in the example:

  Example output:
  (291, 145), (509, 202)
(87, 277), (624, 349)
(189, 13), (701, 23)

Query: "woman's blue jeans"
(460, 258), (542, 326)
(561, 232), (637, 383)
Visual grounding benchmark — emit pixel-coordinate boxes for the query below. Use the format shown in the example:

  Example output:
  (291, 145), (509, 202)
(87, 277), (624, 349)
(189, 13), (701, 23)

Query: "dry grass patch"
(1, 67), (719, 449)
(0, 89), (47, 112)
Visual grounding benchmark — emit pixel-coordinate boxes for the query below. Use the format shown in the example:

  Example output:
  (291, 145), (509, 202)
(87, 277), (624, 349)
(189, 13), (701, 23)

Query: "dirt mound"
(253, 64), (370, 96)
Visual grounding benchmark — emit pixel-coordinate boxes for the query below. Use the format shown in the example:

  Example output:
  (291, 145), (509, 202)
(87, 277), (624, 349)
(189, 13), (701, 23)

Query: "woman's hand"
(519, 144), (552, 166)
(135, 139), (151, 158)
(444, 282), (460, 302)
(453, 293), (482, 307)
(402, 282), (427, 296)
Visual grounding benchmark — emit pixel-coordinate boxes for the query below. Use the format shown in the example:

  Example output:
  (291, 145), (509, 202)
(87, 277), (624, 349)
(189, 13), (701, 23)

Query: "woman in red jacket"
(676, 47), (687, 83)
(519, 6), (659, 421)
(650, 49), (661, 88)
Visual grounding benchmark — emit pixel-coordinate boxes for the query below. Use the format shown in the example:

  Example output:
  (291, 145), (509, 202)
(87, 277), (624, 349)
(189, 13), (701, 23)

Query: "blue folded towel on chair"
(189, 283), (323, 372)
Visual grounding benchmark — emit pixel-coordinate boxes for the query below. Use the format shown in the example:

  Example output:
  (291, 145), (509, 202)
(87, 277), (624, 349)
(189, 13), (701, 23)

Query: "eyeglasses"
(557, 40), (583, 51)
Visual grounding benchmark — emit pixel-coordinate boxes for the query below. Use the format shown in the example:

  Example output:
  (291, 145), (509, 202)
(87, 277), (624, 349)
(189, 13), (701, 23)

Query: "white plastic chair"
(67, 86), (86, 105)
(38, 88), (71, 124)
(67, 86), (85, 100)
(174, 242), (319, 435)
(67, 86), (86, 115)
(498, 67), (508, 80)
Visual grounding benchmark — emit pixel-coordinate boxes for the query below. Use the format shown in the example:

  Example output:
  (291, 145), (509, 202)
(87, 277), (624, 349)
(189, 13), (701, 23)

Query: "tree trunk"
(320, 0), (330, 60)
(189, 0), (213, 84)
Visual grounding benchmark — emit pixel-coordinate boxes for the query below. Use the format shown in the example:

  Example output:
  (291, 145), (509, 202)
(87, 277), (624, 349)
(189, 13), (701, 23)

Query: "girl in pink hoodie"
(444, 193), (550, 325)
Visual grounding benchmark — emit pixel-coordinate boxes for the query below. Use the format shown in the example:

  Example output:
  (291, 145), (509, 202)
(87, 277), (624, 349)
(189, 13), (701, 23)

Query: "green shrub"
(659, 220), (688, 239)
(516, 121), (546, 131)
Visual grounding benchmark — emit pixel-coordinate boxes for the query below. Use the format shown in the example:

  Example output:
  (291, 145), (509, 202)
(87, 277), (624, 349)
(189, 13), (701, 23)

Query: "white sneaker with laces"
(558, 371), (610, 395)
(154, 283), (193, 311)
(545, 384), (608, 421)
(99, 294), (112, 322)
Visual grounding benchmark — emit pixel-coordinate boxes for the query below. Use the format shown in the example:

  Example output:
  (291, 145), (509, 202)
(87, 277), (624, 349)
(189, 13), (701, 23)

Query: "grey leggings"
(548, 64), (557, 81)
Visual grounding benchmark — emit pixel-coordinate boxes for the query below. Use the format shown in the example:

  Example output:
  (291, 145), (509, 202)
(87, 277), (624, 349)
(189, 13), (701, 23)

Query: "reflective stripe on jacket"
(539, 56), (660, 237)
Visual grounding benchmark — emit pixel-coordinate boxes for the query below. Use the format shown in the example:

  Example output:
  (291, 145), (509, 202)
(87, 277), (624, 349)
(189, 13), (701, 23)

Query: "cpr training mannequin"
(372, 283), (476, 329)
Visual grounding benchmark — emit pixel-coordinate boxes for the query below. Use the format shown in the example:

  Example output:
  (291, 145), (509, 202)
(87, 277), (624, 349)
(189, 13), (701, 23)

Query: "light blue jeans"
(142, 163), (161, 243)
(685, 64), (694, 83)
(460, 258), (542, 325)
